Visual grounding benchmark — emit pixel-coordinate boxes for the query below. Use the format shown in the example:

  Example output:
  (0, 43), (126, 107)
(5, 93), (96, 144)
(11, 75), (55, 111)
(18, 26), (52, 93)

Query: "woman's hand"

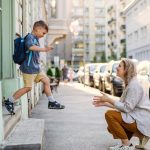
(92, 100), (109, 107)
(93, 92), (110, 102)
(92, 92), (116, 108)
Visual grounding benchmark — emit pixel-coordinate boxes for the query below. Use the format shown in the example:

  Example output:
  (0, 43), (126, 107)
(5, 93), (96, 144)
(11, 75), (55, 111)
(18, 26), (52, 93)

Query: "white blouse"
(114, 77), (150, 137)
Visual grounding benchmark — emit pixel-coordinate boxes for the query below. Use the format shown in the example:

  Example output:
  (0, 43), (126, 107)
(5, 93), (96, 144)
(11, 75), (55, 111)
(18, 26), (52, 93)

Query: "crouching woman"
(93, 58), (150, 150)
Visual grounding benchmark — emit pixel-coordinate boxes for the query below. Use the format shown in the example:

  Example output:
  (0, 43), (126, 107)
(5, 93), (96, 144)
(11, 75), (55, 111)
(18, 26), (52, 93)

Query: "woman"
(93, 58), (150, 150)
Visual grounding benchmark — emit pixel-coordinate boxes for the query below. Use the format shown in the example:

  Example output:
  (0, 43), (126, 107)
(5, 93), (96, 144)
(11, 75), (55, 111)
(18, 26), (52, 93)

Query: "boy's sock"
(8, 96), (15, 103)
(47, 95), (55, 102)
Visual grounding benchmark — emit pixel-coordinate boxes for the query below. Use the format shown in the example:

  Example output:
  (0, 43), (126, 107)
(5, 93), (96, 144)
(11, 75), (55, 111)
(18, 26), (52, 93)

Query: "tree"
(55, 67), (61, 79)
(101, 52), (106, 62)
(120, 48), (126, 58)
(47, 68), (53, 77)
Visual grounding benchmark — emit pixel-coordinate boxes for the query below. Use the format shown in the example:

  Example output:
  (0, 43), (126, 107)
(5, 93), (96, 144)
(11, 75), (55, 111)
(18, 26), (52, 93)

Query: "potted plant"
(55, 67), (61, 85)
(47, 68), (53, 77)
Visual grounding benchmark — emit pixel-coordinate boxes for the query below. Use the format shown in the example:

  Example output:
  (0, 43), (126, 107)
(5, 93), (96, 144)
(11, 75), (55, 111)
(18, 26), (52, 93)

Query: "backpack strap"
(27, 38), (38, 66)
(27, 51), (33, 66)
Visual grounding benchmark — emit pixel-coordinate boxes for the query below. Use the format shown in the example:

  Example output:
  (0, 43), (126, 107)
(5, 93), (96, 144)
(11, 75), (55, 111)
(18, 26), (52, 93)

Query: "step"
(3, 119), (45, 150)
(3, 105), (22, 138)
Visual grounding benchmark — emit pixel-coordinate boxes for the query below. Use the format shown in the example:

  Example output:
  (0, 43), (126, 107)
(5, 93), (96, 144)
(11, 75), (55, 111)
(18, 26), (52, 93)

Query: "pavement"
(31, 82), (150, 150)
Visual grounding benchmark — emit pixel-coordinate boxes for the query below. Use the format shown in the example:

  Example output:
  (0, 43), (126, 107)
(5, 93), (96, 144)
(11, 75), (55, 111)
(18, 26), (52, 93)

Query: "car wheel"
(99, 81), (102, 91)
(111, 84), (115, 96)
(102, 82), (106, 93)
(93, 81), (96, 88)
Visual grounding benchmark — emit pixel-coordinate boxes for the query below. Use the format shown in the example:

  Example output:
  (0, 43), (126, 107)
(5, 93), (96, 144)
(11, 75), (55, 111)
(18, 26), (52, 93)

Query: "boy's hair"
(33, 20), (48, 32)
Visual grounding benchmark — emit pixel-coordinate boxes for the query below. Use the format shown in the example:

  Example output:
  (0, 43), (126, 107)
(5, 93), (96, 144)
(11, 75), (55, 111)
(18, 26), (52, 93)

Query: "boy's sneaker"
(109, 144), (134, 150)
(135, 136), (149, 149)
(4, 99), (15, 115)
(48, 101), (65, 109)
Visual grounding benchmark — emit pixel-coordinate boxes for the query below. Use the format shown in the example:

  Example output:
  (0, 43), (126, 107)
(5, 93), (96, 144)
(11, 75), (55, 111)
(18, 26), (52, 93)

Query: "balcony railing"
(120, 39), (126, 43)
(120, 25), (126, 31)
(108, 18), (116, 24)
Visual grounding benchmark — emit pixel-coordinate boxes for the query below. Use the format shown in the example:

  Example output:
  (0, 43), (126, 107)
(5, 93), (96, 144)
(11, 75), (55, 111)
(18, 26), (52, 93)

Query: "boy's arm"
(29, 45), (53, 52)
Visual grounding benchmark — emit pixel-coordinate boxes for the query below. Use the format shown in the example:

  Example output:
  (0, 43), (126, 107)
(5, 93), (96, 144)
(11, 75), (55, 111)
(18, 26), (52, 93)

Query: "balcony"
(108, 18), (116, 25)
(47, 19), (68, 44)
(107, 6), (114, 13)
(120, 11), (125, 17)
(72, 48), (84, 55)
(120, 25), (126, 31)
(120, 39), (126, 44)
(95, 30), (105, 35)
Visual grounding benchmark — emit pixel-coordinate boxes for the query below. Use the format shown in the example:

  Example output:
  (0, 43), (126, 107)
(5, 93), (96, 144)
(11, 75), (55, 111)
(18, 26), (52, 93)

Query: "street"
(31, 82), (150, 150)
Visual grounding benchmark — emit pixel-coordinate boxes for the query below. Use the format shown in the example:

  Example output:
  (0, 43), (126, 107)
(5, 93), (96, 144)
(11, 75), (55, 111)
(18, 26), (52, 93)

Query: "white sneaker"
(109, 144), (134, 150)
(135, 136), (149, 149)
(109, 144), (122, 150)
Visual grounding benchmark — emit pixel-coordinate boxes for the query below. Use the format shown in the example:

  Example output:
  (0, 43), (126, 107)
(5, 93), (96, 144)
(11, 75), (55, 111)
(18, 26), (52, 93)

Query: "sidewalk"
(31, 82), (150, 150)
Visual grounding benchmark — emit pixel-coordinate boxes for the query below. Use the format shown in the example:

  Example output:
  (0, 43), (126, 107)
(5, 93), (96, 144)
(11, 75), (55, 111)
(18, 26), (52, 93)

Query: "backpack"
(13, 34), (32, 65)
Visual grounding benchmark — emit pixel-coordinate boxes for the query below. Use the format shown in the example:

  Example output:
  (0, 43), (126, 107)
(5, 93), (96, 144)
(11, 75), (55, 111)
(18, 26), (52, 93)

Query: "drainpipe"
(0, 82), (4, 146)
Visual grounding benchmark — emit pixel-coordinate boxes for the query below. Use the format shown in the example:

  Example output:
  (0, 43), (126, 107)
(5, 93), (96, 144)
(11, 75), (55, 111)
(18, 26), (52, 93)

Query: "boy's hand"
(44, 46), (54, 52)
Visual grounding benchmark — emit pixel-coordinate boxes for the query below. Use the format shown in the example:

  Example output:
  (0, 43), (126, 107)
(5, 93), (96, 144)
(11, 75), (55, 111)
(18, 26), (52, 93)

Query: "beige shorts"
(22, 72), (47, 87)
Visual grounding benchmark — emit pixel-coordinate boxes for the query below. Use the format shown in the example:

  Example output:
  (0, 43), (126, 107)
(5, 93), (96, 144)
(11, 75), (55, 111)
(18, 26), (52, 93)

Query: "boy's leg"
(12, 73), (34, 100)
(5, 73), (34, 114)
(35, 72), (65, 109)
(13, 87), (32, 100)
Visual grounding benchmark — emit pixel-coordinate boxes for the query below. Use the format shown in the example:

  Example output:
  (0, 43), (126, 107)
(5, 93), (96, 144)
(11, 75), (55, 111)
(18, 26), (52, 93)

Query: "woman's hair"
(121, 58), (137, 85)
(33, 20), (48, 32)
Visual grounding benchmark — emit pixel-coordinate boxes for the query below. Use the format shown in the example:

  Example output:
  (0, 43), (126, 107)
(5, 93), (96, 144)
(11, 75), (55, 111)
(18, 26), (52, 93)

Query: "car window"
(90, 65), (96, 72)
(138, 65), (148, 75)
(100, 65), (106, 73)
(112, 63), (119, 73)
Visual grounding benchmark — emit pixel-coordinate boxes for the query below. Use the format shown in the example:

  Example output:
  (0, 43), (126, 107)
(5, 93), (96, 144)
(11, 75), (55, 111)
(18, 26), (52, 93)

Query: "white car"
(77, 66), (84, 83)
(137, 60), (150, 98)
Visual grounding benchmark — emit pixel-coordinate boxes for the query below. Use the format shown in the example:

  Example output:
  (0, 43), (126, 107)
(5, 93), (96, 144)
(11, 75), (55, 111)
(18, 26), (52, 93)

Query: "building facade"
(0, 0), (67, 146)
(105, 0), (132, 60)
(71, 0), (105, 68)
(124, 0), (150, 61)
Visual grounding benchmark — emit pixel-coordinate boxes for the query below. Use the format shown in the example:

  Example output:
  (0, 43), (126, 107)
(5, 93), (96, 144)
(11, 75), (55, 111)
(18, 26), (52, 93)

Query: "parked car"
(93, 63), (107, 91)
(102, 61), (124, 96)
(84, 63), (98, 87)
(77, 66), (84, 83)
(67, 68), (78, 81)
(137, 60), (150, 98)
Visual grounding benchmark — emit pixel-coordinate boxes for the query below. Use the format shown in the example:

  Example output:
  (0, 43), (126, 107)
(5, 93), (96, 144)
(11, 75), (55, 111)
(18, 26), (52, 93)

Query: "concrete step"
(3, 119), (44, 150)
(3, 105), (22, 138)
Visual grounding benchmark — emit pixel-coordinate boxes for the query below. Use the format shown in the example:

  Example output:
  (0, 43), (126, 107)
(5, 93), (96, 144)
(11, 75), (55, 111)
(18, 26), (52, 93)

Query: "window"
(134, 31), (138, 41)
(51, 0), (56, 18)
(141, 26), (147, 39)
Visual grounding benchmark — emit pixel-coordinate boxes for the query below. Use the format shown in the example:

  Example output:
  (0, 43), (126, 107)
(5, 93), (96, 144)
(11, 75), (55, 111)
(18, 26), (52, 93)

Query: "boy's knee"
(25, 87), (32, 92)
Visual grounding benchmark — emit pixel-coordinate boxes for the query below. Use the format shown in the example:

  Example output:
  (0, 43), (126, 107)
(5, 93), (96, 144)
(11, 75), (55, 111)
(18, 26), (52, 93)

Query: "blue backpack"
(13, 34), (32, 66)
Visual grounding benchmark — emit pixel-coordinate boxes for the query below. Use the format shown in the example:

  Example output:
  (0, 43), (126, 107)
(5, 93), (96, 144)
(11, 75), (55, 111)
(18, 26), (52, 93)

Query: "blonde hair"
(121, 58), (137, 86)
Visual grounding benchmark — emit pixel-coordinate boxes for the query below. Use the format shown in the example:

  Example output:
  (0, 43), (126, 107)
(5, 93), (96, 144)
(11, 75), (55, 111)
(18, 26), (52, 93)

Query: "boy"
(5, 20), (65, 115)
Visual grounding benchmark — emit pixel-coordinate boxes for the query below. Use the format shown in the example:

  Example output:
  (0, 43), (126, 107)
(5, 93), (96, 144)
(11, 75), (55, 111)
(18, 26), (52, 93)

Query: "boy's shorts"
(22, 72), (47, 87)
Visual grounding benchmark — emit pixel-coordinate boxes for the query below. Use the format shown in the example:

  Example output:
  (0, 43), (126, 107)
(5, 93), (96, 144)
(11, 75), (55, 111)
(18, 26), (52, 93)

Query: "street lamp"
(69, 20), (80, 71)
(54, 41), (59, 67)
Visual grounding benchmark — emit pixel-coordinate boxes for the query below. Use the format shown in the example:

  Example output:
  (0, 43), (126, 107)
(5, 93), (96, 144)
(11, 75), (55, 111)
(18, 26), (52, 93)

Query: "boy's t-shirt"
(20, 33), (41, 74)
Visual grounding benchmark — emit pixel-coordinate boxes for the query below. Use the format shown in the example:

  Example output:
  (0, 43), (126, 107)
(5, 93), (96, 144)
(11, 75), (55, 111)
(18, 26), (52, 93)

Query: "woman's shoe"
(109, 144), (134, 150)
(135, 136), (149, 149)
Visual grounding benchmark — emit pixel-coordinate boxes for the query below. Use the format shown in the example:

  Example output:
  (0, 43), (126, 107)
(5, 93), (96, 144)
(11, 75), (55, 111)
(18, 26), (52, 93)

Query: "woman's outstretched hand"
(92, 92), (115, 108)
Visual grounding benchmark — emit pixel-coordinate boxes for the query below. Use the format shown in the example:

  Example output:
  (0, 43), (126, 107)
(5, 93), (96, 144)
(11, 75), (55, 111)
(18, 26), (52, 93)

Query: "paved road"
(31, 82), (150, 150)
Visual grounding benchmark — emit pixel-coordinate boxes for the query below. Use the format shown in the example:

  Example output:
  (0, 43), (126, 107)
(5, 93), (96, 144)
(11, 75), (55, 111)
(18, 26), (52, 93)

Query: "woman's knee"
(105, 110), (116, 120)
